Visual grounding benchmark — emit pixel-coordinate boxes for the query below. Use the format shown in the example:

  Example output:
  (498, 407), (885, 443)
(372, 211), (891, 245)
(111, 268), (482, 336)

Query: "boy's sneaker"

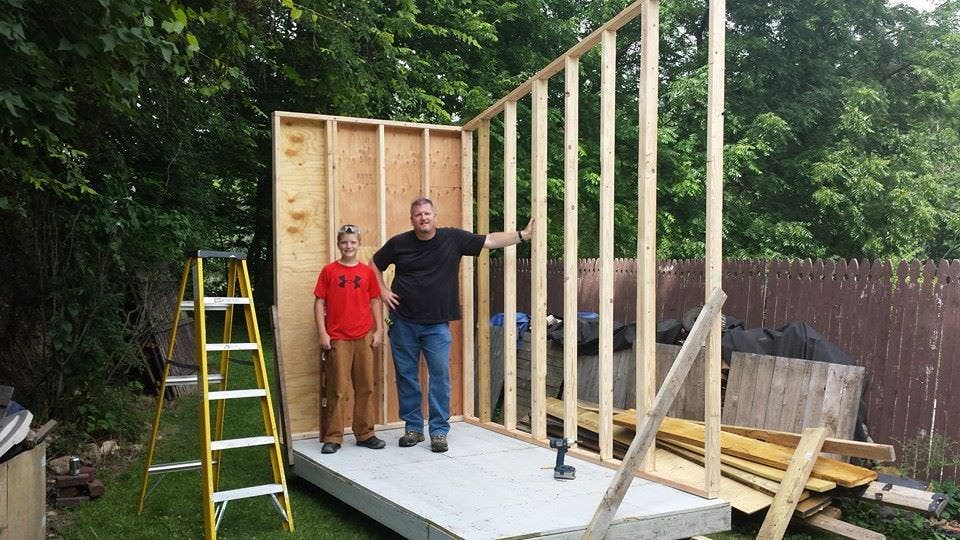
(430, 435), (448, 453)
(321, 442), (340, 454)
(398, 431), (425, 447)
(357, 436), (386, 449)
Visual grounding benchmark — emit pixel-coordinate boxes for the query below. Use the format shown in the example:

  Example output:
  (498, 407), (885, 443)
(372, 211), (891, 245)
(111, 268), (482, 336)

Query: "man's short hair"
(410, 197), (435, 214)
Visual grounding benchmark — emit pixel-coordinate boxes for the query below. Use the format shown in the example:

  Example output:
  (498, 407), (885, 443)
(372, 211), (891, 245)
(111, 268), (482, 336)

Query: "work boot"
(357, 435), (386, 449)
(398, 431), (425, 447)
(430, 435), (448, 453)
(321, 442), (340, 454)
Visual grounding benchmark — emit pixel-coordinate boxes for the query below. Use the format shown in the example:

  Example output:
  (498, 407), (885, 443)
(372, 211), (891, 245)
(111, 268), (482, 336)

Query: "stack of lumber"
(546, 398), (946, 539)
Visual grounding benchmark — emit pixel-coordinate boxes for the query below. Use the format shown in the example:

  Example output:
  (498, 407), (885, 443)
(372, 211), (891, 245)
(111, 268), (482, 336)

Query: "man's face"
(410, 203), (436, 235)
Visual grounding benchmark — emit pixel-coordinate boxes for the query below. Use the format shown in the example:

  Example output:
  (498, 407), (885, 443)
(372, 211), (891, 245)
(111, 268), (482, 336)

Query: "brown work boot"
(430, 435), (448, 453)
(398, 431), (424, 447)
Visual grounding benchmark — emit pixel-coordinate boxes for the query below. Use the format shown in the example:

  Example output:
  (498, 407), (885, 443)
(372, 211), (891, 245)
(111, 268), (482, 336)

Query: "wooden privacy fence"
(489, 257), (960, 481)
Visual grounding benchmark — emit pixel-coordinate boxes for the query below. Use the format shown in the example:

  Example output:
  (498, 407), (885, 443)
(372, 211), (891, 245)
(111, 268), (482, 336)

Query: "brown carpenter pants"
(321, 333), (377, 445)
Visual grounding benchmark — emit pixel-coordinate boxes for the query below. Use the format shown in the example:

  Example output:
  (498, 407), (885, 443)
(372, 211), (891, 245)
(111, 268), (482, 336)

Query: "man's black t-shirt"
(372, 227), (486, 324)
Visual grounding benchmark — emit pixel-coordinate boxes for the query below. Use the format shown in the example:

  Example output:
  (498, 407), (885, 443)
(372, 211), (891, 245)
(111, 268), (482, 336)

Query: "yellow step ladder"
(137, 250), (294, 539)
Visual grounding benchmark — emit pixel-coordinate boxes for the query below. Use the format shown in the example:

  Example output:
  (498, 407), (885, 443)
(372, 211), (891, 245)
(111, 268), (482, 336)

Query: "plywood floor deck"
(292, 421), (730, 539)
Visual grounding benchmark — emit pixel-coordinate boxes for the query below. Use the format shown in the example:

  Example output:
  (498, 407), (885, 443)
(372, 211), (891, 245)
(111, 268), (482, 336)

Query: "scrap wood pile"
(546, 398), (947, 539)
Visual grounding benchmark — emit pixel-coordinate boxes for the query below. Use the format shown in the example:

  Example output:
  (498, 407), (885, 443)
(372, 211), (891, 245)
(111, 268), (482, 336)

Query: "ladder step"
(206, 343), (259, 352)
(209, 389), (267, 400)
(180, 297), (251, 311)
(211, 436), (276, 451)
(166, 373), (225, 386)
(212, 483), (283, 504)
(148, 459), (213, 474)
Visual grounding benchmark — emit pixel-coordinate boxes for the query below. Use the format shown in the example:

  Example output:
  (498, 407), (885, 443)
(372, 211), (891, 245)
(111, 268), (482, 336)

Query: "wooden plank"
(856, 479), (949, 515)
(613, 413), (876, 487)
(3, 443), (45, 539)
(719, 425), (895, 462)
(326, 120), (339, 261)
(530, 78), (549, 440)
(378, 125), (390, 422)
(660, 441), (808, 500)
(562, 57), (579, 442)
(584, 288), (726, 538)
(794, 494), (833, 518)
(545, 397), (769, 514)
(421, 128), (431, 197)
(704, 0), (726, 500)
(800, 512), (886, 539)
(476, 120), (491, 422)
(598, 28), (617, 461)
(503, 100), (518, 430)
(661, 438), (836, 492)
(757, 428), (827, 540)
(460, 130), (475, 418)
(462, 0), (648, 130)
(276, 110), (460, 132)
(636, 0), (659, 472)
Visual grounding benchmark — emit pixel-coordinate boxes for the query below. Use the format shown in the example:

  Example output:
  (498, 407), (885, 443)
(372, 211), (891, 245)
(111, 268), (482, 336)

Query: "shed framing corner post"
(635, 0), (660, 472)
(461, 129), (476, 419)
(530, 77), (549, 441)
(503, 101), (519, 431)
(704, 0), (726, 499)
(476, 121), (492, 422)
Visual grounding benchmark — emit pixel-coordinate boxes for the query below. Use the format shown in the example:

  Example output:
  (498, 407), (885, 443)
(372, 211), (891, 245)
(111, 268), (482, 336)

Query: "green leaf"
(143, 14), (154, 27)
(186, 32), (199, 52)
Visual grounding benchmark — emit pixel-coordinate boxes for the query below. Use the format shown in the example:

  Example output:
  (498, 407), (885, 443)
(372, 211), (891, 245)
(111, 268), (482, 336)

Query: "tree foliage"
(1, 0), (958, 434)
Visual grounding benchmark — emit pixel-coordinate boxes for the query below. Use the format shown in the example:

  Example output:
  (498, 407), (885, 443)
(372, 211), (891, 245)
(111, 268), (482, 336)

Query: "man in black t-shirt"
(373, 197), (534, 452)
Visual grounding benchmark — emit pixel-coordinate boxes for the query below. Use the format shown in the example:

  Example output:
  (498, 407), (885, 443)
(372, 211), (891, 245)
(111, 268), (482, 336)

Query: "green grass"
(56, 324), (397, 539)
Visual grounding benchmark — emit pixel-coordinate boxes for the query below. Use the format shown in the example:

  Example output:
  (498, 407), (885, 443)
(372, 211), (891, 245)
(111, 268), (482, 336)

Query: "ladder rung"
(212, 483), (283, 504)
(209, 389), (267, 400)
(206, 343), (259, 352)
(148, 460), (211, 474)
(166, 373), (224, 386)
(211, 436), (276, 451)
(180, 297), (251, 311)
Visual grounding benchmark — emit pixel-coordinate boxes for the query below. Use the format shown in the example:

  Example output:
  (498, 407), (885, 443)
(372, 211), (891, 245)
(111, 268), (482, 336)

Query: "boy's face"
(338, 233), (359, 258)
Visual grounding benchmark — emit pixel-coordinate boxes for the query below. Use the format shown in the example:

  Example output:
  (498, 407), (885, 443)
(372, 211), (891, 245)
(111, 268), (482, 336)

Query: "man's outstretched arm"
(483, 218), (535, 249)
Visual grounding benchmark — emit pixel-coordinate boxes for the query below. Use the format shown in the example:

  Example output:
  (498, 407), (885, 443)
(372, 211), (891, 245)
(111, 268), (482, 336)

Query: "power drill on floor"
(549, 437), (576, 480)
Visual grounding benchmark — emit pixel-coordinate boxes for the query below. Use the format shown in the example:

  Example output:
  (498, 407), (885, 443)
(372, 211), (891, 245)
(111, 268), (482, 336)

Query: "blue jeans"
(388, 316), (452, 436)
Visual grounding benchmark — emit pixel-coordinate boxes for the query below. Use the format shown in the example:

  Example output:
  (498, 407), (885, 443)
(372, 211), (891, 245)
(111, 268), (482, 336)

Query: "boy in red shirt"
(314, 224), (384, 454)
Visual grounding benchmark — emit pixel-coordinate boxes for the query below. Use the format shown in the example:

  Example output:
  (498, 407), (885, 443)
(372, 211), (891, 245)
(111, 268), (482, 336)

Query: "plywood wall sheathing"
(274, 112), (463, 438)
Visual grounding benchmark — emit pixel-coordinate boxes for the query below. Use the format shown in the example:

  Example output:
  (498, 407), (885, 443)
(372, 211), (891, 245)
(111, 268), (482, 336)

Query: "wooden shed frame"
(272, 0), (725, 504)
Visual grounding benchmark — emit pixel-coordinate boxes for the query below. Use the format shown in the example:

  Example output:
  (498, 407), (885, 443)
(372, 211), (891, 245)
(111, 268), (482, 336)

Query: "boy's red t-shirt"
(313, 261), (381, 340)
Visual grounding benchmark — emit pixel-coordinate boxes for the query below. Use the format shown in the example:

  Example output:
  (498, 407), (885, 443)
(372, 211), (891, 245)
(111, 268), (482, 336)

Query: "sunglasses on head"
(339, 224), (359, 234)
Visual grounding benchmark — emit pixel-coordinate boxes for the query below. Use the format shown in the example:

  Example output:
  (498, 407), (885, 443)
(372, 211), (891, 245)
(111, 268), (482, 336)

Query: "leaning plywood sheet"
(722, 352), (865, 441)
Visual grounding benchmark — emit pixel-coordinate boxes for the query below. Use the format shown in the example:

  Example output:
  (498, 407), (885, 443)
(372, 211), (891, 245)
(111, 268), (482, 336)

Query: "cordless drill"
(549, 437), (576, 480)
